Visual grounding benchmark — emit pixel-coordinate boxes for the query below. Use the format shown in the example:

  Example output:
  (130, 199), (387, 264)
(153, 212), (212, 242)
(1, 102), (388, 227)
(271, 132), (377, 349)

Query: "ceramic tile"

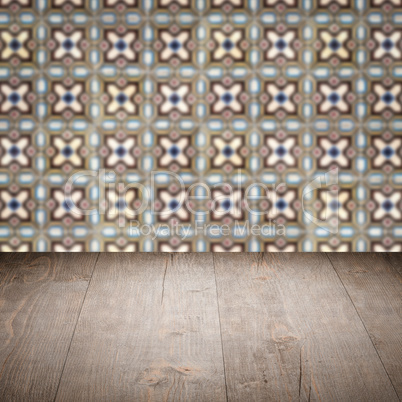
(0, 0), (401, 250)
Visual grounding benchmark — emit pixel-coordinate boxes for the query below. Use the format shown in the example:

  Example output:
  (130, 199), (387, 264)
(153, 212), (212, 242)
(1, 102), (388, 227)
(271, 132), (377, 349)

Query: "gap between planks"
(53, 252), (100, 402)
(212, 253), (229, 402)
(325, 253), (399, 399)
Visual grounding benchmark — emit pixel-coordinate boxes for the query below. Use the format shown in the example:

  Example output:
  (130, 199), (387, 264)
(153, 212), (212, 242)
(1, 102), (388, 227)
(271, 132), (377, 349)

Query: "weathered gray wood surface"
(385, 252), (402, 275)
(328, 252), (402, 398)
(0, 253), (98, 401)
(0, 252), (400, 401)
(55, 253), (226, 402)
(214, 253), (399, 401)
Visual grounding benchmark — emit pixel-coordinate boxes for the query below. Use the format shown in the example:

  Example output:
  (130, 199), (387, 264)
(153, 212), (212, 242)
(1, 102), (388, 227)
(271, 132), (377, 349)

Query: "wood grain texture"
(327, 252), (402, 398)
(214, 252), (399, 402)
(0, 252), (98, 402)
(55, 253), (226, 402)
(385, 253), (402, 275)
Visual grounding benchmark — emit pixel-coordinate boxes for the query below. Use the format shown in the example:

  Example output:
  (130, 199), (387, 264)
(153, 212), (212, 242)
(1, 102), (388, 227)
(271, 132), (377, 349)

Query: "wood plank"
(0, 252), (98, 402)
(385, 253), (402, 275)
(214, 252), (399, 402)
(55, 253), (226, 402)
(327, 252), (402, 398)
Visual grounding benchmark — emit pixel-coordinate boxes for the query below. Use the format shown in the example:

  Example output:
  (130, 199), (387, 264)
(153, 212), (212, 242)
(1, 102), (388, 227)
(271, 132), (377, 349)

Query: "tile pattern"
(0, 0), (401, 251)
